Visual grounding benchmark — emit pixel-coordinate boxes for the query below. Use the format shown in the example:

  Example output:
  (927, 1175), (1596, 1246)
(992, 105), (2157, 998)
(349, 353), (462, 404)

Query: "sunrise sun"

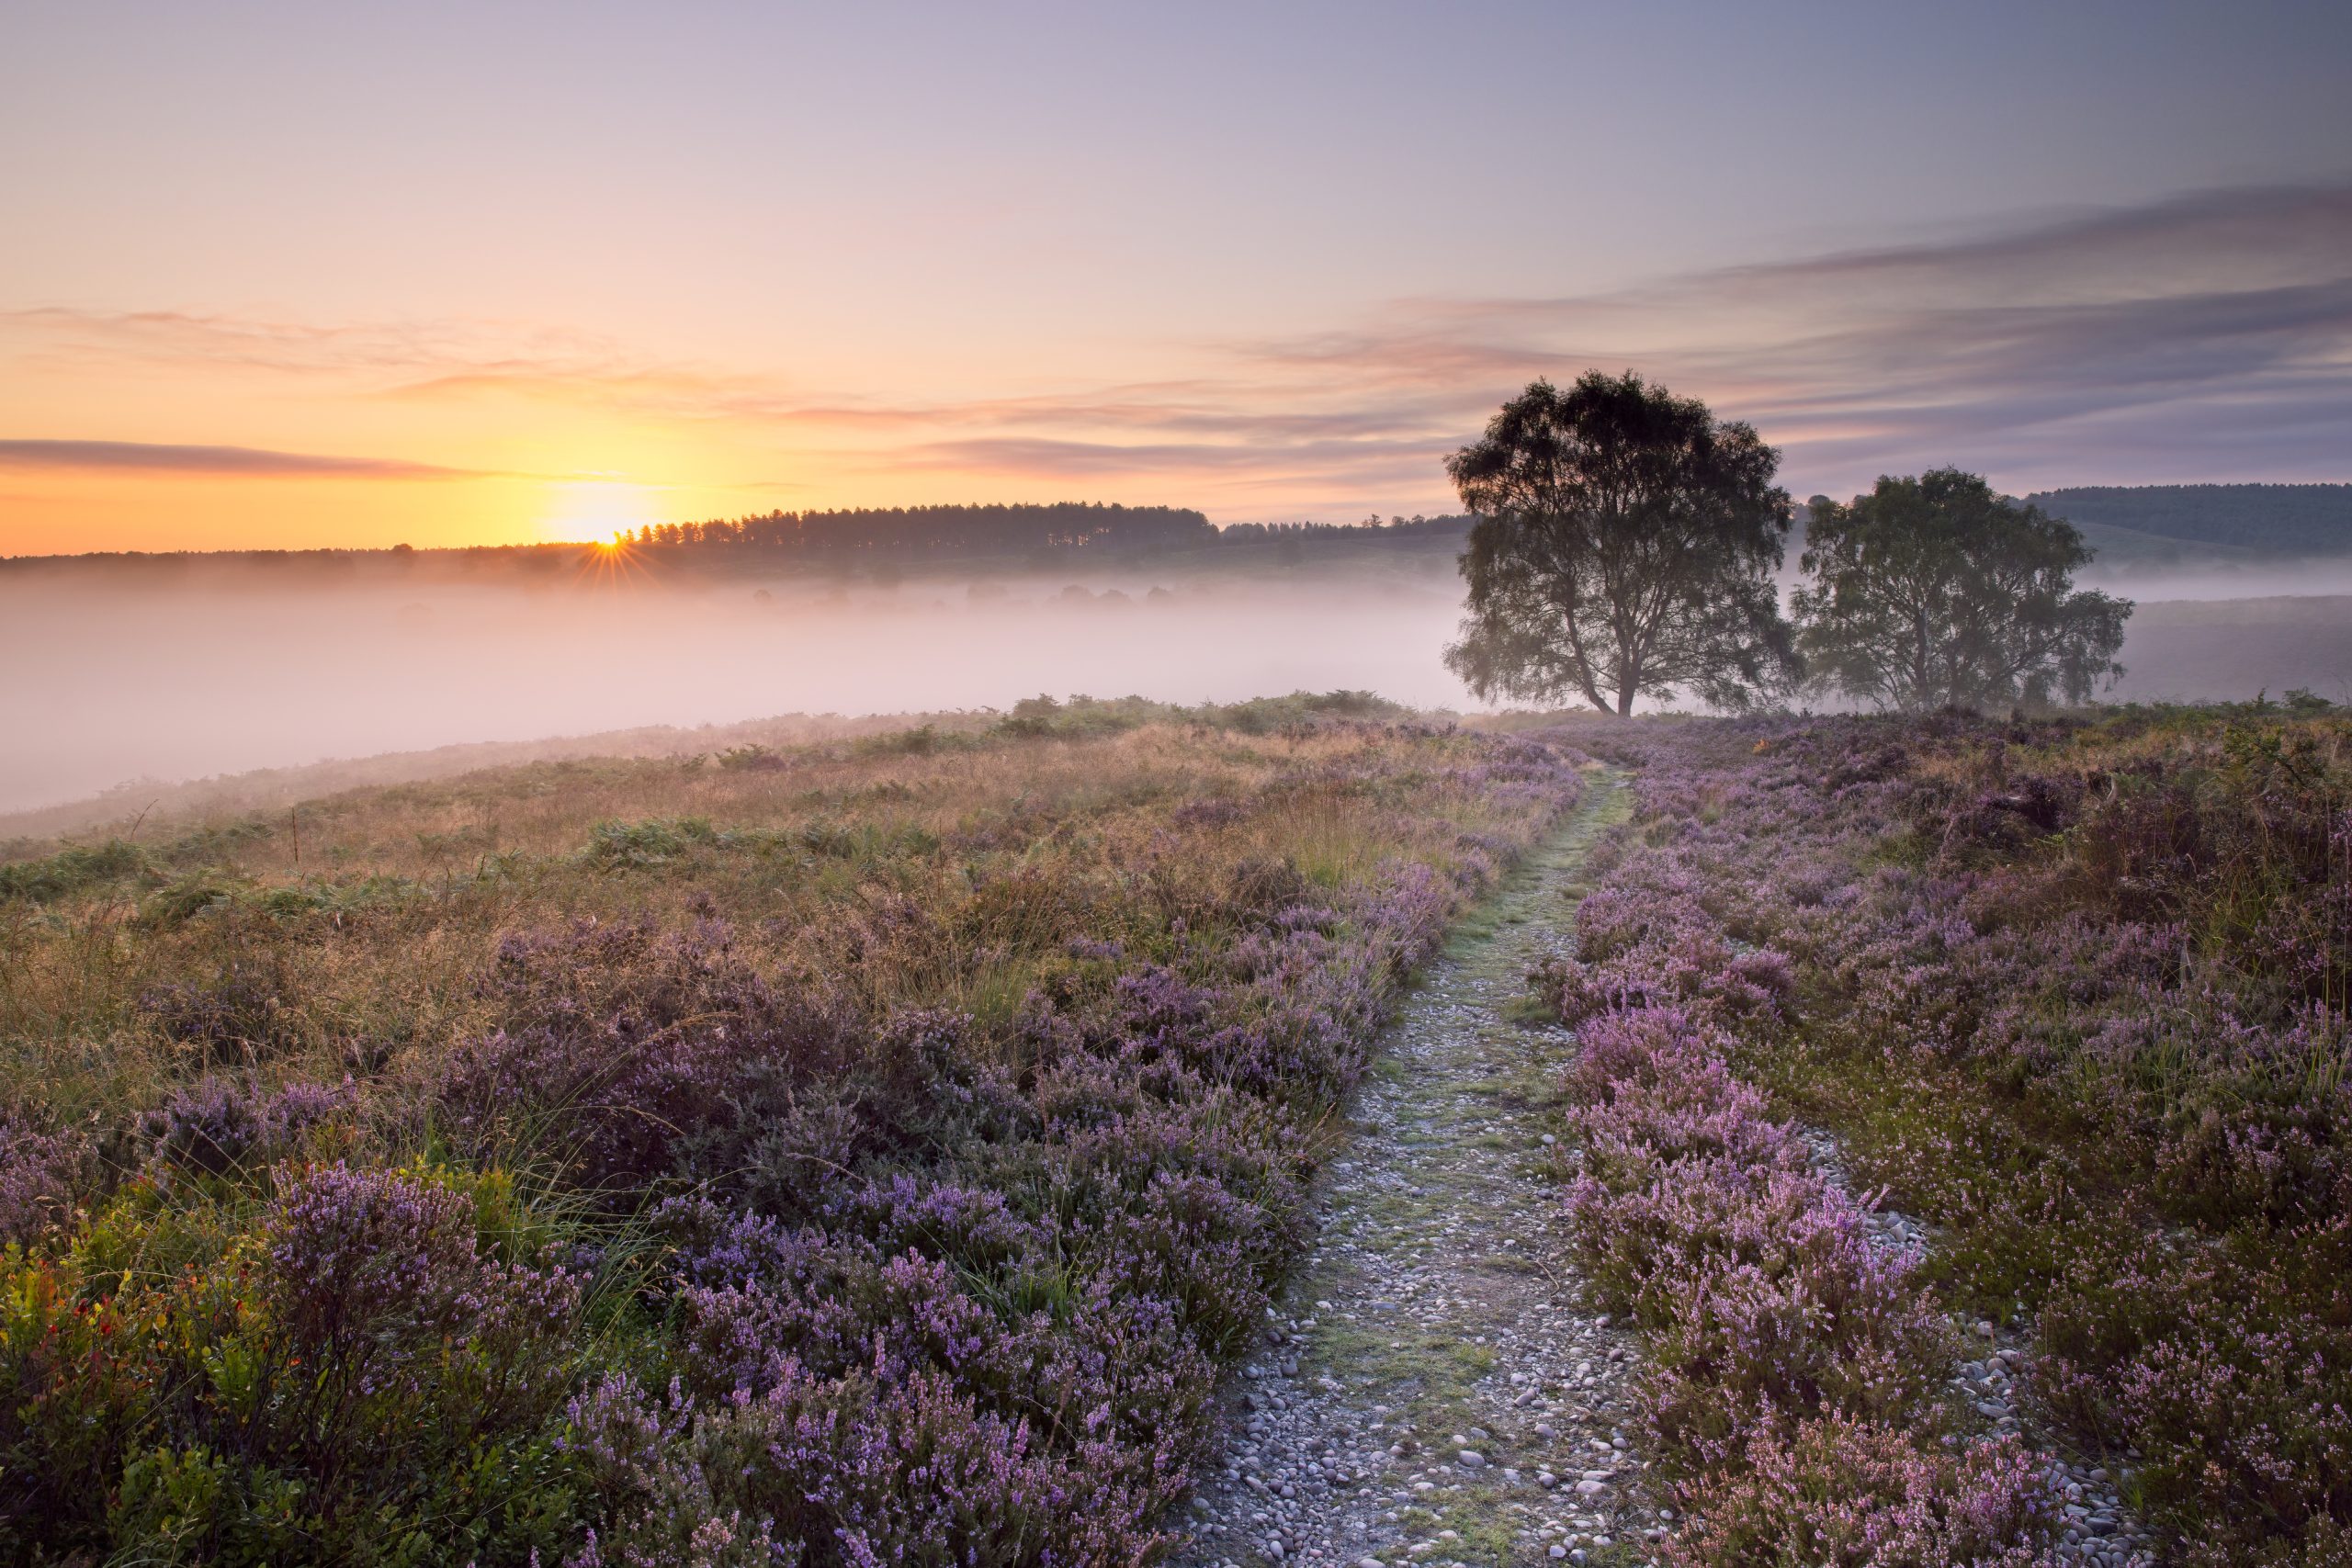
(540, 479), (660, 545)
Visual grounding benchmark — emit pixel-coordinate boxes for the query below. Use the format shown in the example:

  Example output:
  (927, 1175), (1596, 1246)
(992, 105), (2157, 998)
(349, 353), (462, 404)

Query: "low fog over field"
(0, 556), (1468, 819)
(2109, 597), (2352, 705)
(7, 485), (2351, 829)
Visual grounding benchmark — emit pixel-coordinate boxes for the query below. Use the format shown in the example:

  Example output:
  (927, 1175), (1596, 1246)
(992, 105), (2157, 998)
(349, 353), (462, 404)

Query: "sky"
(3, 0), (2349, 554)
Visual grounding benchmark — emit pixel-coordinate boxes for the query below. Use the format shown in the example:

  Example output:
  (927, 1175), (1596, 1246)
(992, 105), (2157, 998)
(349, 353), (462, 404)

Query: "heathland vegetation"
(12, 687), (2347, 1562)
(0, 695), (1588, 1562)
(1536, 704), (2350, 1563)
(2021, 485), (2352, 557)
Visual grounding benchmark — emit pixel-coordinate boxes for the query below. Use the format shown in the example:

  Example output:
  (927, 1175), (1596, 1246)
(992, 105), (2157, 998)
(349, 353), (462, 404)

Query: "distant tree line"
(1216, 514), (1470, 540)
(2022, 484), (2352, 554)
(0, 543), (583, 578)
(3, 506), (1479, 571)
(627, 503), (1474, 558)
(1447, 371), (2131, 716)
(625, 502), (1212, 557)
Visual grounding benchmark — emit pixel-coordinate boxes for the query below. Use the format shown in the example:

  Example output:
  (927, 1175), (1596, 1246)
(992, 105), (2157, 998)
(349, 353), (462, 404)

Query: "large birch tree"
(1444, 371), (1799, 716)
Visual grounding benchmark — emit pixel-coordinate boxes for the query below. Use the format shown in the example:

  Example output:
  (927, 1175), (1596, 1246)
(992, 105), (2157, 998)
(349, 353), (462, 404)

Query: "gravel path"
(1175, 775), (1659, 1568)
(1171, 769), (2160, 1568)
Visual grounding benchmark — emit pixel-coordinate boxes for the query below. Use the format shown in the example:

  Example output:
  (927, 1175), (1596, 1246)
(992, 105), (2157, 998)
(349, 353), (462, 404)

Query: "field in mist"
(0, 561), (1468, 820)
(5, 525), (2350, 829)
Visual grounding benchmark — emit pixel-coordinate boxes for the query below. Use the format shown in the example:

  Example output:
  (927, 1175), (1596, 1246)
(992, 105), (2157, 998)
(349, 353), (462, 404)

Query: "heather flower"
(0, 1113), (87, 1246)
(134, 964), (299, 1064)
(264, 1162), (581, 1383)
(1668, 1416), (2055, 1567)
(140, 1075), (349, 1179)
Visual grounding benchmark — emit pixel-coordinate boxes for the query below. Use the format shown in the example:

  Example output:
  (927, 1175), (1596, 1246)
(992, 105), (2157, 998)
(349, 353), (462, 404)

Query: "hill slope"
(2026, 483), (2352, 554)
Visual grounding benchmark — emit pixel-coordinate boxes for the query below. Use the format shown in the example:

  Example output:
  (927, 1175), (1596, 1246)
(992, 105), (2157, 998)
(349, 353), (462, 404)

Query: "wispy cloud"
(0, 439), (489, 479)
(1246, 181), (2352, 494)
(6, 181), (2347, 512)
(883, 434), (1454, 493)
(1, 308), (638, 383)
(836, 182), (2352, 499)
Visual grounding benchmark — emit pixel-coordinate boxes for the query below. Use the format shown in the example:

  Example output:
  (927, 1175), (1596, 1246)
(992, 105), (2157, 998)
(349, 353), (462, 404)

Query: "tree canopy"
(1443, 371), (1797, 716)
(1794, 468), (2132, 712)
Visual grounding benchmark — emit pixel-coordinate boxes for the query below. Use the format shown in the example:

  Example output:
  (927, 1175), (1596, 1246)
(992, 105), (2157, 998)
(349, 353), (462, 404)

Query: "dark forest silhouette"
(621, 502), (1472, 559)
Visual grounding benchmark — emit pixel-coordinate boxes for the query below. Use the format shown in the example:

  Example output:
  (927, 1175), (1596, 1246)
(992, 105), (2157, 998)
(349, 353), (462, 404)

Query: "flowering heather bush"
(1552, 994), (2031, 1555)
(564, 1360), (1170, 1568)
(569, 1192), (1219, 1562)
(1534, 889), (1796, 1028)
(0, 712), (1587, 1562)
(1640, 1211), (1955, 1469)
(2034, 1222), (2352, 1551)
(0, 1109), (93, 1241)
(1561, 705), (2352, 1560)
(437, 918), (852, 1190)
(0, 1113), (88, 1246)
(1564, 1158), (1826, 1325)
(1666, 1416), (2054, 1568)
(139, 1075), (349, 1179)
(262, 1161), (584, 1440)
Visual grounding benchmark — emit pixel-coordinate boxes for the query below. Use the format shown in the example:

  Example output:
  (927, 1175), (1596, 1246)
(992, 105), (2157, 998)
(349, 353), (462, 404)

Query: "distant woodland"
(622, 503), (1474, 558)
(625, 502), (1216, 555)
(2026, 483), (2352, 553)
(2, 504), (1476, 579)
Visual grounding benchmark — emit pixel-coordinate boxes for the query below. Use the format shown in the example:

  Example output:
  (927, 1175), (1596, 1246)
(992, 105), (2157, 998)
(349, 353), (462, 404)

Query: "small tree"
(1793, 468), (2132, 712)
(1444, 371), (1797, 716)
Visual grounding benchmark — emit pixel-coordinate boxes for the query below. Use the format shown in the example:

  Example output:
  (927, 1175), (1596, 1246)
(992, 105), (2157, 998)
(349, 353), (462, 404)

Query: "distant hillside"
(2027, 484), (2352, 554)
